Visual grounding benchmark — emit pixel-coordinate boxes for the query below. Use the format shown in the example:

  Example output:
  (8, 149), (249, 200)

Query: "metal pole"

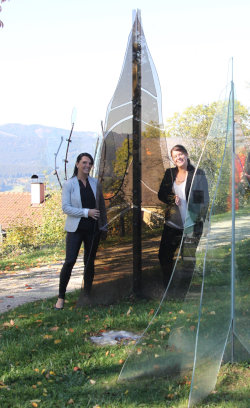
(230, 58), (235, 363)
(132, 9), (142, 294)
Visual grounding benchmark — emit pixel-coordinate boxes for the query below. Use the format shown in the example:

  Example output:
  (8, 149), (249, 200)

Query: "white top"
(173, 179), (187, 225)
(172, 178), (195, 233)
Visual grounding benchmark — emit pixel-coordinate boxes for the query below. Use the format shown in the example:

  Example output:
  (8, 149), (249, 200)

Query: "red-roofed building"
(0, 177), (45, 241)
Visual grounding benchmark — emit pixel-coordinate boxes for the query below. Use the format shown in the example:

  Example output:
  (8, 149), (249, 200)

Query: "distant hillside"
(0, 124), (98, 191)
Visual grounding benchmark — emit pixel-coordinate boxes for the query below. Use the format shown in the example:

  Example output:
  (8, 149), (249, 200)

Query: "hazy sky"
(1, 0), (250, 134)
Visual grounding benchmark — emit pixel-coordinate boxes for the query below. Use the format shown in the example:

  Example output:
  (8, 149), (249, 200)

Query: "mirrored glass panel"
(77, 12), (168, 305)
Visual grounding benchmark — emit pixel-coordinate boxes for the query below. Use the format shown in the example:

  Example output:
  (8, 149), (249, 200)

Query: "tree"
(165, 101), (250, 213)
(165, 102), (250, 159)
(0, 0), (9, 28)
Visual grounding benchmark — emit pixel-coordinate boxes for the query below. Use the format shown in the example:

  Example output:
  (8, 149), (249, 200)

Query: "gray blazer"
(62, 176), (107, 233)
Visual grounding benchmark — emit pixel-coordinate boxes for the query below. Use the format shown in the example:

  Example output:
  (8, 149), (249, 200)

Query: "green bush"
(38, 190), (65, 246)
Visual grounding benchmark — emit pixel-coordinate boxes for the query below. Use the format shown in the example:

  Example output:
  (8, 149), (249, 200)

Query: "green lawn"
(0, 291), (249, 408)
(0, 243), (66, 272)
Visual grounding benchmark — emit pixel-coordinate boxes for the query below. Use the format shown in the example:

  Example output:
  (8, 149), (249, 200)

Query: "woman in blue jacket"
(55, 153), (107, 310)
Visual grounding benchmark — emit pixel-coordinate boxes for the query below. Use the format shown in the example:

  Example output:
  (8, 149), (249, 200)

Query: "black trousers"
(58, 226), (100, 299)
(159, 224), (183, 287)
(159, 223), (201, 290)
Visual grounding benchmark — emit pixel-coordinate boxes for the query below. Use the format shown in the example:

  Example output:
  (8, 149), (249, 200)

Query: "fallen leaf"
(0, 381), (7, 389)
(50, 326), (59, 332)
(73, 366), (81, 371)
(3, 320), (15, 328)
(119, 359), (124, 364)
(89, 379), (96, 385)
(68, 399), (74, 405)
(126, 307), (132, 316)
(43, 335), (53, 339)
(30, 401), (41, 407)
(54, 339), (61, 344)
(148, 309), (154, 315)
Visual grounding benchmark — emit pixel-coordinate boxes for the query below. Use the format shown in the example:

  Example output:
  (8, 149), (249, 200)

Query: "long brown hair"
(170, 144), (191, 166)
(72, 153), (94, 177)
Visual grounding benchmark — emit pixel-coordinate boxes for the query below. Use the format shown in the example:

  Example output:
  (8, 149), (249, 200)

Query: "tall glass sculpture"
(119, 66), (250, 406)
(78, 9), (168, 304)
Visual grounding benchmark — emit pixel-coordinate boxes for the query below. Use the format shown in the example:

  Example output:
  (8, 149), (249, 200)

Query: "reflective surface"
(80, 11), (168, 304)
(118, 81), (250, 407)
(75, 11), (249, 406)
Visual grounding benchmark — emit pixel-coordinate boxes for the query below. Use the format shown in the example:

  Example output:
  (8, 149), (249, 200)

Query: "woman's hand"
(88, 209), (100, 220)
(175, 195), (181, 206)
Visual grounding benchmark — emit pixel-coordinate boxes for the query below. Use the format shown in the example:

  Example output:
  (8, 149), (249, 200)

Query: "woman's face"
(76, 156), (93, 175)
(171, 150), (188, 169)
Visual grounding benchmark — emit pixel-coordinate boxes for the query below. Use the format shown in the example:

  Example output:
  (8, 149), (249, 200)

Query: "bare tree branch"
(0, 0), (10, 29)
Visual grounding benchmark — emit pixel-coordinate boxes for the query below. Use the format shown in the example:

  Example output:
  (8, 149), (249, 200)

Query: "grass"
(210, 206), (250, 223)
(0, 242), (66, 272)
(0, 291), (249, 408)
(0, 210), (249, 407)
(0, 223), (162, 272)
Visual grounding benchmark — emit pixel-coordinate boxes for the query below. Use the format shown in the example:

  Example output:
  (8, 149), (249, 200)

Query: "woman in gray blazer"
(55, 153), (107, 309)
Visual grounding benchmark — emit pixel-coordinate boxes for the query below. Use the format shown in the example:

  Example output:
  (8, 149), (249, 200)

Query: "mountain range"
(0, 124), (98, 191)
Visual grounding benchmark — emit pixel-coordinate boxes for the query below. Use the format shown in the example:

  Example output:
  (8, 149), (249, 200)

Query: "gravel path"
(0, 258), (83, 314)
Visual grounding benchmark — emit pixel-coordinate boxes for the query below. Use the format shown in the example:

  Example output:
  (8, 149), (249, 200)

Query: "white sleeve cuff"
(83, 208), (89, 218)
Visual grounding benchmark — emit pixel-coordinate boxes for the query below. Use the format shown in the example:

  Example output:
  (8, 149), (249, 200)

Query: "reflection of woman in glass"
(158, 145), (209, 289)
(55, 153), (107, 310)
